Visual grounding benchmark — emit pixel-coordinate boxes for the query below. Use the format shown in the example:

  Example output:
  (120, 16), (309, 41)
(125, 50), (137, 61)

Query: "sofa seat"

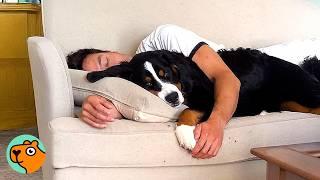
(49, 111), (320, 169)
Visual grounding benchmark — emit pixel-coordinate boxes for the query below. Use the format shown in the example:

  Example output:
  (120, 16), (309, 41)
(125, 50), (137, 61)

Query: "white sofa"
(28, 0), (320, 179)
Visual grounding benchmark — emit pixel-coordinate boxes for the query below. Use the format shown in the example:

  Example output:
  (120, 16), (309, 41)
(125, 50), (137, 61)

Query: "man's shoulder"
(154, 24), (186, 37)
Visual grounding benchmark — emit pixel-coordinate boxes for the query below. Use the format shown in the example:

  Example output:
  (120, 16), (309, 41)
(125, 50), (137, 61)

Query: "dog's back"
(218, 48), (320, 114)
(301, 56), (320, 81)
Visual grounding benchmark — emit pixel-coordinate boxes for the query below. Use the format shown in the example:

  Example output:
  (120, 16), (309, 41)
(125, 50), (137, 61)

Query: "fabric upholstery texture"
(53, 160), (266, 180)
(50, 112), (320, 168)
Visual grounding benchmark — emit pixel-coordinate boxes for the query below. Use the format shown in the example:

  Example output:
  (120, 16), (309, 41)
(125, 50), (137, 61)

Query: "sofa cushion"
(49, 112), (320, 168)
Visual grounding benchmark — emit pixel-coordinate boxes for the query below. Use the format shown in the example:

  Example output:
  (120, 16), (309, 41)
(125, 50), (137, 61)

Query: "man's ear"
(86, 64), (133, 82)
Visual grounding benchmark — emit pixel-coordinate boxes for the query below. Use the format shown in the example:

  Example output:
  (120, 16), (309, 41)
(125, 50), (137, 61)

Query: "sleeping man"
(67, 24), (241, 159)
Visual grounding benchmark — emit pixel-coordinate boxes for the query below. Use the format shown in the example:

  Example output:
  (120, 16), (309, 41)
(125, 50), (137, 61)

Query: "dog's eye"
(146, 82), (153, 87)
(26, 147), (36, 156)
(145, 76), (152, 82)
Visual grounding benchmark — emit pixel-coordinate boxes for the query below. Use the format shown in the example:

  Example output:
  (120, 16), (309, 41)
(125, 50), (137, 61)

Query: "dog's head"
(87, 50), (195, 107)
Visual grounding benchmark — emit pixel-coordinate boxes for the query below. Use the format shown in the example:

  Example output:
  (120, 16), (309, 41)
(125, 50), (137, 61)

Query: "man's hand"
(80, 95), (123, 128)
(191, 118), (226, 159)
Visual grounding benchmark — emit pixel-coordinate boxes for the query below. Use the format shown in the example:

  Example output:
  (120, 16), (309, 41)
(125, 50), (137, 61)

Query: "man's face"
(82, 52), (132, 71)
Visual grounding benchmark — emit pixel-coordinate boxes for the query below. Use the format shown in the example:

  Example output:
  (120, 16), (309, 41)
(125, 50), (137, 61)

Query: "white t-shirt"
(136, 24), (225, 58)
(136, 24), (320, 65)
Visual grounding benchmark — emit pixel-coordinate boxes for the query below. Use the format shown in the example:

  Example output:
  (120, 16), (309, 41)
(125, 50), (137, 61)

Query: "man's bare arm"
(191, 45), (240, 158)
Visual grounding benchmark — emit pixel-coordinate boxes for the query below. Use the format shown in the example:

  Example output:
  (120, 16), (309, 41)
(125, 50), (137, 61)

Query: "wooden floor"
(0, 127), (42, 180)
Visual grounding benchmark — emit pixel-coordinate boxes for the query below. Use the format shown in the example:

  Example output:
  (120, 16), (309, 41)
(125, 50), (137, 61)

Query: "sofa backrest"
(42, 0), (320, 55)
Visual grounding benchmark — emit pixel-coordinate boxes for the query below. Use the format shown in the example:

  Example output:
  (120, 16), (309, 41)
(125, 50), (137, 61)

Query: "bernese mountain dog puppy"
(87, 48), (320, 149)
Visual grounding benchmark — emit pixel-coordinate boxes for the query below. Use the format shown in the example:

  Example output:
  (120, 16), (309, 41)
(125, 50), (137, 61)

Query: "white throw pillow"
(258, 38), (320, 65)
(70, 69), (187, 122)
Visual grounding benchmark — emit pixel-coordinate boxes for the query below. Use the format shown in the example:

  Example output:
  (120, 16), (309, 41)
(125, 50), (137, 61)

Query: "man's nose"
(13, 150), (21, 156)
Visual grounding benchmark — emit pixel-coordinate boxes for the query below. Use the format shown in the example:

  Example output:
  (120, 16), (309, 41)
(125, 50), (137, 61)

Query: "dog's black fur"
(87, 48), (320, 122)
(301, 56), (320, 81)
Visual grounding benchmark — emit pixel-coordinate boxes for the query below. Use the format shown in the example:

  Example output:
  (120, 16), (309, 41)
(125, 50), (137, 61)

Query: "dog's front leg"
(87, 64), (132, 83)
(87, 71), (110, 82)
(175, 108), (204, 150)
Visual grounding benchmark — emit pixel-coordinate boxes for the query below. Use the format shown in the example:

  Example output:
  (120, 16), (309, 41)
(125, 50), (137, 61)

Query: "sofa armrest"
(27, 37), (74, 139)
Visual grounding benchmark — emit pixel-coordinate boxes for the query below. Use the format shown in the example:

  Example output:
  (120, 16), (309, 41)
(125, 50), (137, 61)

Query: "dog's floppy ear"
(86, 62), (133, 82)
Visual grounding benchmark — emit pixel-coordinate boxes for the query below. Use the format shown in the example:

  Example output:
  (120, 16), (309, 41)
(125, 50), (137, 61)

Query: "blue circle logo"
(6, 134), (46, 174)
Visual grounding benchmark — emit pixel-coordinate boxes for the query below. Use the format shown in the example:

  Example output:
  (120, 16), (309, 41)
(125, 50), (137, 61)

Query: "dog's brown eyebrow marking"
(145, 76), (152, 82)
(158, 69), (165, 77)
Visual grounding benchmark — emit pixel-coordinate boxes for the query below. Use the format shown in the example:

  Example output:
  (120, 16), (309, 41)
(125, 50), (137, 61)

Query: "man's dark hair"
(66, 48), (108, 70)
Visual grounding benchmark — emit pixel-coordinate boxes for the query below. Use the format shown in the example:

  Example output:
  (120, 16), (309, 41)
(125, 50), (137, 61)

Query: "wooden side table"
(251, 142), (320, 180)
(0, 3), (42, 130)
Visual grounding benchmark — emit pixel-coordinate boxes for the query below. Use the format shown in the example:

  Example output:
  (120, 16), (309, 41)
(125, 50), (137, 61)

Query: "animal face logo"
(6, 135), (46, 174)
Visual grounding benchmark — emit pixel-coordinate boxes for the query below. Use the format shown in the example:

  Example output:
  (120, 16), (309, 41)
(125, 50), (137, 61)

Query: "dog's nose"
(13, 150), (21, 156)
(165, 92), (179, 103)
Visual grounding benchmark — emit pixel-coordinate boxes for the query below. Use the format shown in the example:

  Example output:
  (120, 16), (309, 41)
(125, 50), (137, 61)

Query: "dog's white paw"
(175, 125), (196, 150)
(259, 110), (269, 115)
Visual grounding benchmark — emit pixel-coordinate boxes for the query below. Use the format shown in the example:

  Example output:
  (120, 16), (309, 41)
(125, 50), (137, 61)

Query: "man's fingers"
(95, 103), (111, 115)
(81, 117), (107, 129)
(193, 124), (202, 141)
(99, 96), (113, 109)
(95, 98), (118, 121)
(204, 139), (219, 159)
(205, 137), (222, 158)
(194, 134), (216, 159)
(198, 138), (213, 158)
(81, 95), (119, 128)
(83, 103), (114, 122)
(88, 95), (112, 112)
(189, 120), (225, 159)
(101, 99), (115, 109)
(94, 104), (116, 122)
(82, 104), (105, 123)
(207, 147), (216, 158)
(82, 110), (106, 124)
(213, 139), (222, 157)
(192, 130), (208, 156)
